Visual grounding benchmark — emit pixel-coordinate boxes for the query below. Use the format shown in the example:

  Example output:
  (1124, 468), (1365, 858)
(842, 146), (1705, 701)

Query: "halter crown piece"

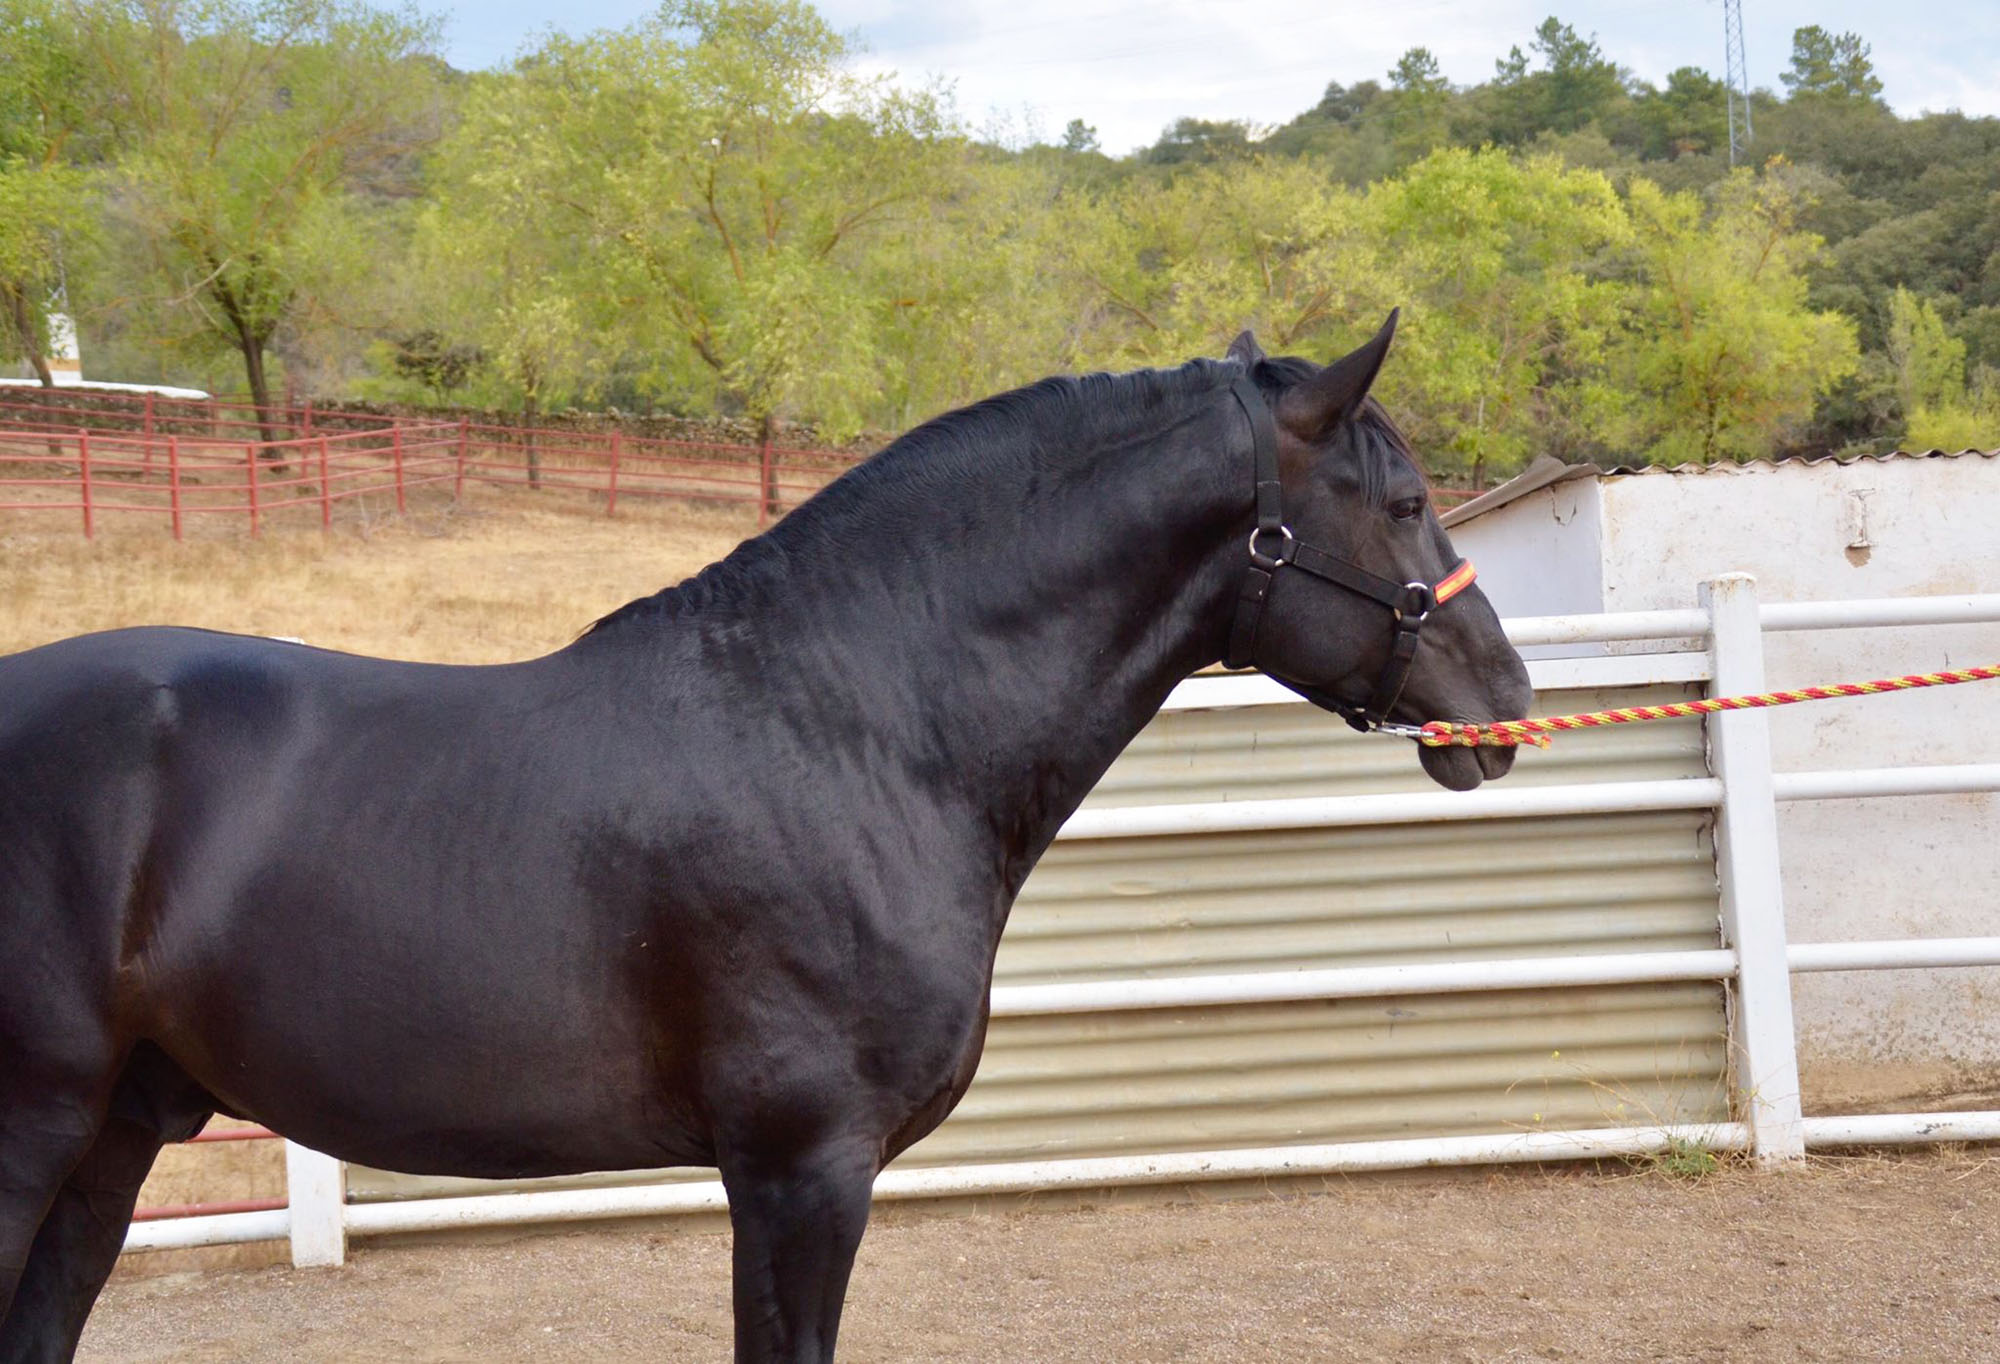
(1223, 374), (1477, 735)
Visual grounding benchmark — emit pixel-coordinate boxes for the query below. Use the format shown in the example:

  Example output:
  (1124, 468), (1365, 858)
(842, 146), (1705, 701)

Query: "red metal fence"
(0, 392), (863, 537)
(134, 1124), (286, 1224)
(0, 421), (466, 538)
(1, 389), (1474, 539)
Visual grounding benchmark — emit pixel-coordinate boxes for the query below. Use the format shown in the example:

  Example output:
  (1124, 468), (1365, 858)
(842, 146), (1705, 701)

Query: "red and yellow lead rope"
(1418, 664), (2000, 749)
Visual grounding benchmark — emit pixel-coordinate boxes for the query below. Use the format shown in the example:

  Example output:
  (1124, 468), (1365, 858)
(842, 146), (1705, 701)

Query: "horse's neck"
(822, 393), (1248, 881)
(598, 381), (1249, 885)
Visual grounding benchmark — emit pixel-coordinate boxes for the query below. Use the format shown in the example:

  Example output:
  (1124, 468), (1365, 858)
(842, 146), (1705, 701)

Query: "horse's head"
(1223, 314), (1532, 791)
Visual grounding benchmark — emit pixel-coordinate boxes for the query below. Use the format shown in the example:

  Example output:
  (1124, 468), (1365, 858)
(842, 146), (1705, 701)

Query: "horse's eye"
(1389, 497), (1426, 522)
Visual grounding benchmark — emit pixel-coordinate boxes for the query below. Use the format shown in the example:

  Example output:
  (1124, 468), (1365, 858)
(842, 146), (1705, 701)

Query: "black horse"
(0, 316), (1530, 1362)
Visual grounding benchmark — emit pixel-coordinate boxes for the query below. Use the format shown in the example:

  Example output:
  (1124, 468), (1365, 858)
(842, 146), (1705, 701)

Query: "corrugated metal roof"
(1443, 447), (2000, 528)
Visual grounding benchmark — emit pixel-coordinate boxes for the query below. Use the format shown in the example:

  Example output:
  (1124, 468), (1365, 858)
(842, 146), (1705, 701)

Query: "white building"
(1445, 450), (2000, 1109)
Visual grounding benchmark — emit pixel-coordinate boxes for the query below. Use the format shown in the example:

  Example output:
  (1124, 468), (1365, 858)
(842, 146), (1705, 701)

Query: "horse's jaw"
(1417, 741), (1516, 791)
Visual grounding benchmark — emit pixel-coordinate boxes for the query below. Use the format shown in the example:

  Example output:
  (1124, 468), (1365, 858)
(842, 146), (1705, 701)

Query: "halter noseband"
(1223, 374), (1477, 734)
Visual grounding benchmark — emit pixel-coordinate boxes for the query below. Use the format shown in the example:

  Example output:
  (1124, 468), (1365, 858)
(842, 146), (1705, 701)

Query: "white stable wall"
(1453, 452), (2000, 1097)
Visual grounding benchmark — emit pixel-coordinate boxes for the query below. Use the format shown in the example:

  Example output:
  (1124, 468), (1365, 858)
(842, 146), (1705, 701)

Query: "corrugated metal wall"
(350, 680), (1727, 1204)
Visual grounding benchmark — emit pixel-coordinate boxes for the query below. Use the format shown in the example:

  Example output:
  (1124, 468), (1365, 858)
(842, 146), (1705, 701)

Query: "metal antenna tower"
(1724, 0), (1752, 165)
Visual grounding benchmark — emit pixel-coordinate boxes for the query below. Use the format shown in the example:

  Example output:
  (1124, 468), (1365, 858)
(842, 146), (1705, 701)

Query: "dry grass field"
(1, 488), (755, 663)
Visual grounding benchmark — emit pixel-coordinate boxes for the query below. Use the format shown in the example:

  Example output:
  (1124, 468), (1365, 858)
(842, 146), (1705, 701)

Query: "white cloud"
(447, 3), (2000, 153)
(815, 0), (2000, 154)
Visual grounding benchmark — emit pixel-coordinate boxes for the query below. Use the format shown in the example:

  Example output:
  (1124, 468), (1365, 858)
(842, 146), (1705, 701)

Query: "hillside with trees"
(6, 0), (1997, 485)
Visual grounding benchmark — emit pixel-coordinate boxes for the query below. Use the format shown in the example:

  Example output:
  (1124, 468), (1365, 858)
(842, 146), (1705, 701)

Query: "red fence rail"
(133, 1125), (286, 1225)
(2, 394), (1476, 539)
(0, 422), (468, 539)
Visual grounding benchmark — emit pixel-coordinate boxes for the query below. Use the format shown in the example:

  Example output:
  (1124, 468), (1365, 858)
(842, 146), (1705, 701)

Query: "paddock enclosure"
(117, 577), (2000, 1264)
(8, 413), (1995, 1353)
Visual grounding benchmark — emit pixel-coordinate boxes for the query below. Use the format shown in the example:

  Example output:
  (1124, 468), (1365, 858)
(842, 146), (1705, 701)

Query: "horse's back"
(0, 626), (516, 1041)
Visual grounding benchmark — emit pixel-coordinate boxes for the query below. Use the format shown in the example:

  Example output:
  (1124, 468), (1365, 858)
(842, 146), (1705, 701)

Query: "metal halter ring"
(1396, 582), (1436, 622)
(1247, 524), (1295, 571)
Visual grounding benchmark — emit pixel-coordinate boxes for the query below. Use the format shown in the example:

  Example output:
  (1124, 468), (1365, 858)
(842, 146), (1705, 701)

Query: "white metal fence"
(123, 574), (2000, 1265)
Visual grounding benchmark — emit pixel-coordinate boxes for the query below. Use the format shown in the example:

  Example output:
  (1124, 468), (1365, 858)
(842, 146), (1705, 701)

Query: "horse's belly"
(156, 931), (714, 1178)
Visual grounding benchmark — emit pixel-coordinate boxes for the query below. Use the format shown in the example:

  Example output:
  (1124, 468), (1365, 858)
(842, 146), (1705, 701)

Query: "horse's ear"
(1225, 330), (1265, 368)
(1277, 308), (1399, 443)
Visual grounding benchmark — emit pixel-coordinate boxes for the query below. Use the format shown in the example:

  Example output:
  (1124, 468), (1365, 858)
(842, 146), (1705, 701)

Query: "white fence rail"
(125, 577), (2000, 1265)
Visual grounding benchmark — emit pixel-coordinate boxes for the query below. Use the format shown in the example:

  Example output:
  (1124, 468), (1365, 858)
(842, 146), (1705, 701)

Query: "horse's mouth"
(1417, 738), (1516, 792)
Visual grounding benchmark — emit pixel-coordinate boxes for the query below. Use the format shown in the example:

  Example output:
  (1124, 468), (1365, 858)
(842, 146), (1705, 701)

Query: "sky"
(443, 1), (2000, 156)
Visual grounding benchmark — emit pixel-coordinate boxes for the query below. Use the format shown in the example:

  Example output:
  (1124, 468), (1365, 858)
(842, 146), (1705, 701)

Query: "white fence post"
(285, 1141), (348, 1267)
(1701, 573), (1806, 1164)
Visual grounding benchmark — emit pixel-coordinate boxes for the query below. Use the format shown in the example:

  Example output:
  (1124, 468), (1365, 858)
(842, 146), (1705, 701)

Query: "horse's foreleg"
(1, 1118), (168, 1364)
(719, 1139), (878, 1364)
(0, 1123), (89, 1355)
(0, 1059), (114, 1350)
(1, 1048), (210, 1364)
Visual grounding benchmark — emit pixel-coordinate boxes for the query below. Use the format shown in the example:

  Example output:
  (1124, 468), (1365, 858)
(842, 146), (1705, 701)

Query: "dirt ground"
(80, 1154), (2000, 1363)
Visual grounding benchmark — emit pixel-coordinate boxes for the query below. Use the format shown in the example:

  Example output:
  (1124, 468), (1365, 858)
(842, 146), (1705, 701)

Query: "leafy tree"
(386, 329), (480, 403)
(1059, 118), (1098, 154)
(1781, 27), (1885, 105)
(435, 0), (959, 479)
(1885, 288), (1963, 411)
(1883, 286), (1999, 448)
(1384, 47), (1452, 161)
(77, 0), (441, 442)
(1060, 157), (1375, 368)
(1363, 147), (1636, 480)
(1141, 117), (1254, 167)
(1390, 48), (1448, 98)
(1622, 166), (1859, 461)
(1528, 18), (1625, 134)
(1312, 80), (1387, 126)
(0, 0), (93, 384)
(1260, 82), (1393, 179)
(1626, 67), (1729, 160)
(399, 64), (599, 451)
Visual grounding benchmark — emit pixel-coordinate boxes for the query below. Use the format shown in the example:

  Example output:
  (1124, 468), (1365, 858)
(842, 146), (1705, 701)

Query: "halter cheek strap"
(1223, 375), (1478, 734)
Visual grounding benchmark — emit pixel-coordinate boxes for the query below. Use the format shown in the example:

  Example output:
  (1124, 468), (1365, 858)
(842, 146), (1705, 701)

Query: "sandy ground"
(80, 1154), (2000, 1363)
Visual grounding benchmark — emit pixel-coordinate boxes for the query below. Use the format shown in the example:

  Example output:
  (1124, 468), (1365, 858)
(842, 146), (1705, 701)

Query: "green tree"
(1141, 116), (1254, 167)
(1528, 18), (1624, 134)
(1362, 147), (1636, 481)
(1628, 67), (1729, 160)
(1885, 287), (1965, 415)
(1781, 26), (1885, 105)
(425, 0), (961, 513)
(1622, 166), (1859, 461)
(1059, 118), (1099, 154)
(79, 0), (441, 442)
(0, 0), (93, 384)
(1052, 157), (1376, 372)
(1385, 47), (1452, 161)
(398, 67), (595, 482)
(1883, 286), (1999, 448)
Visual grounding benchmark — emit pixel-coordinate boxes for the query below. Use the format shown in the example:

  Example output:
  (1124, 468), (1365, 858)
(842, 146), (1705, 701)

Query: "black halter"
(1222, 374), (1477, 734)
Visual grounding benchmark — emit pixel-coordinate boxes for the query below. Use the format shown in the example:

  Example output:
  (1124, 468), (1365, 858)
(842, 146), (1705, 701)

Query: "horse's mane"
(583, 358), (1237, 636)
